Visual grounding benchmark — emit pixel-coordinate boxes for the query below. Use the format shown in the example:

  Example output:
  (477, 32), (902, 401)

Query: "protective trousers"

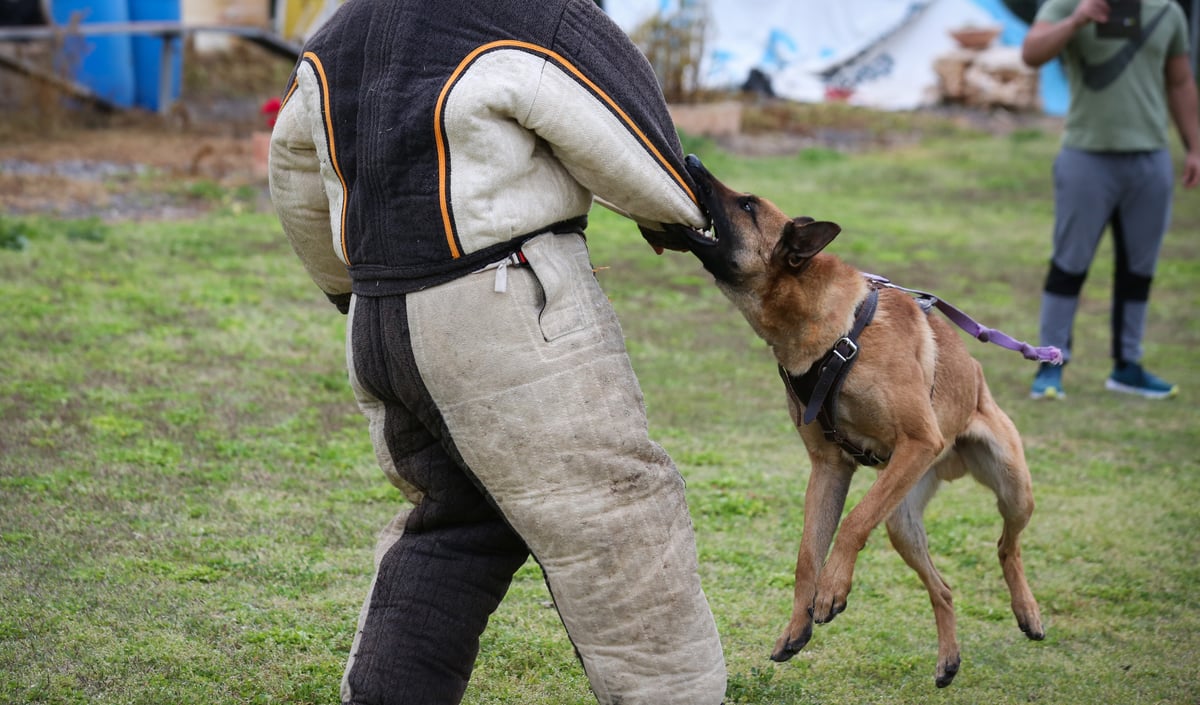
(340, 232), (726, 705)
(1039, 148), (1173, 364)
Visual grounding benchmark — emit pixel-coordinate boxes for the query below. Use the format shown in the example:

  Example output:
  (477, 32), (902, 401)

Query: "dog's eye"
(739, 197), (756, 213)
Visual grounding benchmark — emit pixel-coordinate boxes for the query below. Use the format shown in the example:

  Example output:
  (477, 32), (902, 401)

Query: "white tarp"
(605, 0), (1067, 114)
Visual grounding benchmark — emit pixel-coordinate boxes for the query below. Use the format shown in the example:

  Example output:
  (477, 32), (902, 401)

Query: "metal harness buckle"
(831, 337), (858, 363)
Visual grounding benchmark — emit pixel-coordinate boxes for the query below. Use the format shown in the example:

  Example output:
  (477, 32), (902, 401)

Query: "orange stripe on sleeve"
(434, 40), (697, 259)
(303, 52), (352, 266)
(279, 76), (299, 110)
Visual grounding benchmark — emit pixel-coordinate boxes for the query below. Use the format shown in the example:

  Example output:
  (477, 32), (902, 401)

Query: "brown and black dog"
(678, 155), (1044, 687)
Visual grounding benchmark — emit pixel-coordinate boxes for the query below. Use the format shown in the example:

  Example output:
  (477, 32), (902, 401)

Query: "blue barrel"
(50, 0), (135, 108)
(128, 0), (182, 112)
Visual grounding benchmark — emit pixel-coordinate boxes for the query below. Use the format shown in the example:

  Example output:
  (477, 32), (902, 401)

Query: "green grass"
(2, 120), (1198, 704)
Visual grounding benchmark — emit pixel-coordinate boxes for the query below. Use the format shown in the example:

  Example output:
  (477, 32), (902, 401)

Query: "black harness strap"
(778, 288), (889, 467)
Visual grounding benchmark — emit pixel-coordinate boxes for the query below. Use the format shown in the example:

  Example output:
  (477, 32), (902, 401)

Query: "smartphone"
(1096, 0), (1141, 39)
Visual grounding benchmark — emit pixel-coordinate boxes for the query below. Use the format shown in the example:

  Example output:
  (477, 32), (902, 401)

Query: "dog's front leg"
(771, 452), (854, 662)
(812, 435), (944, 624)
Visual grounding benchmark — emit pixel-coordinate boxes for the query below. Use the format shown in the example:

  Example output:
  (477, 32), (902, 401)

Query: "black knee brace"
(1044, 261), (1087, 297)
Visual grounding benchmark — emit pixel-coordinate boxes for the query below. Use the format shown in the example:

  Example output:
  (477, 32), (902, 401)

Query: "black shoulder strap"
(779, 289), (889, 467)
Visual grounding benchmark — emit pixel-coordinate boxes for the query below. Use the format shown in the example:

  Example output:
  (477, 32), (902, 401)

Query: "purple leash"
(863, 273), (1064, 365)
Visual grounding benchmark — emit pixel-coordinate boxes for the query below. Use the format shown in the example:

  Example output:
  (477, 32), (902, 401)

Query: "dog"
(678, 155), (1045, 688)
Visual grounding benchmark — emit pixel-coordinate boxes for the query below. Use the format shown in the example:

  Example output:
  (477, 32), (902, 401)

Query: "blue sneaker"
(1105, 363), (1178, 399)
(1030, 362), (1065, 400)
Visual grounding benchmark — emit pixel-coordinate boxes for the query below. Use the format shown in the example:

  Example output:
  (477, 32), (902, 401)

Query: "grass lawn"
(2, 111), (1198, 704)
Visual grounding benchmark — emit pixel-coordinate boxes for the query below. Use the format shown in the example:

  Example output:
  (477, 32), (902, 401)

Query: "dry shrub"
(630, 0), (710, 104)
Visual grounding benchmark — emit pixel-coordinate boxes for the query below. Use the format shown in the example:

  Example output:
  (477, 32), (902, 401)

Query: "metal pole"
(158, 33), (174, 115)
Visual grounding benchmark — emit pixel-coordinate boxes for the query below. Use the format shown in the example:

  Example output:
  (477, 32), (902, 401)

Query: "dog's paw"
(935, 653), (961, 688)
(1018, 617), (1045, 641)
(770, 620), (813, 662)
(810, 589), (848, 624)
(1015, 600), (1045, 641)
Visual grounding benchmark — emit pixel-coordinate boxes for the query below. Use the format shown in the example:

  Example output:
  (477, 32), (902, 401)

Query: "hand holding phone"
(1096, 0), (1141, 39)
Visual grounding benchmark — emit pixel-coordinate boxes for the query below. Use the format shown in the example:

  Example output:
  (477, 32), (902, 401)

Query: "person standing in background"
(1022, 0), (1199, 399)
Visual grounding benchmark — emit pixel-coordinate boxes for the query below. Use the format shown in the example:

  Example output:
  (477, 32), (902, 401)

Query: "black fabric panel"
(1111, 211), (1154, 302)
(345, 518), (528, 705)
(1110, 209), (1152, 364)
(346, 295), (530, 704)
(349, 217), (587, 297)
(302, 0), (572, 276)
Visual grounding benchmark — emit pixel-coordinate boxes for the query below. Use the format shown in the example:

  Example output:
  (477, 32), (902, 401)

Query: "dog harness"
(779, 288), (889, 467)
(779, 275), (1062, 468)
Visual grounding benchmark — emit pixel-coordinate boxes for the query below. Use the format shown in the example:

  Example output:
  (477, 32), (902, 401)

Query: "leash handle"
(862, 273), (1063, 365)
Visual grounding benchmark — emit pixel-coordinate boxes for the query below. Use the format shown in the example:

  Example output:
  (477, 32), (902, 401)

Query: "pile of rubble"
(934, 29), (1040, 112)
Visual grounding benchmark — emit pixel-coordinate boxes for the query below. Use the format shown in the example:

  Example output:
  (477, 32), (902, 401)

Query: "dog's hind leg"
(959, 397), (1045, 643)
(771, 452), (855, 662)
(886, 468), (960, 688)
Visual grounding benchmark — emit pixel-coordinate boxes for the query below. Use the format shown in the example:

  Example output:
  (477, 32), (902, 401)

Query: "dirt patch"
(0, 40), (285, 220)
(0, 126), (265, 220)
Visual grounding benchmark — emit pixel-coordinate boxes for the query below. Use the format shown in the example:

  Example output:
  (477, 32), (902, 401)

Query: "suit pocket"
(520, 232), (596, 342)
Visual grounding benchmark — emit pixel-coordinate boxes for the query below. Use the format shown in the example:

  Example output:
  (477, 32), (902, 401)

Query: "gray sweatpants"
(340, 231), (726, 705)
(1039, 147), (1173, 364)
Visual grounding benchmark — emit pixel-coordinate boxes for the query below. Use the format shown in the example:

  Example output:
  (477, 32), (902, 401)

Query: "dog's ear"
(773, 218), (841, 270)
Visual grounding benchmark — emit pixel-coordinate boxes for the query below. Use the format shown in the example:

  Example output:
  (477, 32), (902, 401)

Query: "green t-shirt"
(1036, 0), (1189, 151)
